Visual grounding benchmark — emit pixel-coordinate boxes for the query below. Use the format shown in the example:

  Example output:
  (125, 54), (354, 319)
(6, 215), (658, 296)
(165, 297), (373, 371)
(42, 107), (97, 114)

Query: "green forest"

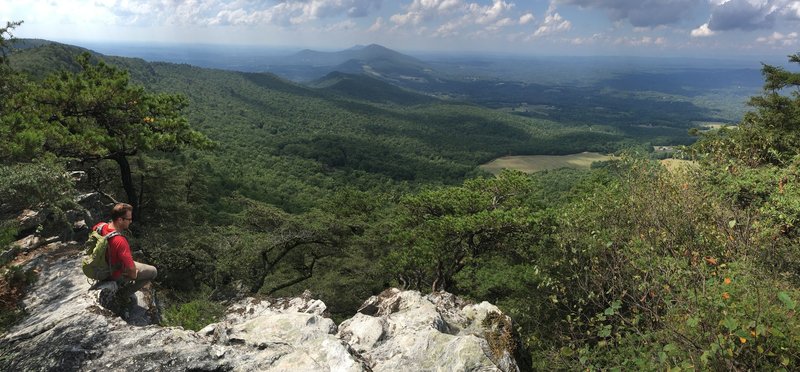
(3, 20), (800, 369)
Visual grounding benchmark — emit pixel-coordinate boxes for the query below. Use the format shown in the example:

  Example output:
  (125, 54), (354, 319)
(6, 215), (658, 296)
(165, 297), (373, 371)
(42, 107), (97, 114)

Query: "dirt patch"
(10, 241), (81, 267)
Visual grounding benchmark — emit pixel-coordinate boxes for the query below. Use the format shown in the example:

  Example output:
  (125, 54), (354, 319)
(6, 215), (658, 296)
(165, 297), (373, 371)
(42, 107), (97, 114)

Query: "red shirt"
(92, 222), (135, 280)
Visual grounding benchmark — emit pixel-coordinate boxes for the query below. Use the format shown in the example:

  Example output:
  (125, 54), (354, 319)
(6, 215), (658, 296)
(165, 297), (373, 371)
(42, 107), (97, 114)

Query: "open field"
(692, 121), (734, 131)
(480, 152), (613, 174)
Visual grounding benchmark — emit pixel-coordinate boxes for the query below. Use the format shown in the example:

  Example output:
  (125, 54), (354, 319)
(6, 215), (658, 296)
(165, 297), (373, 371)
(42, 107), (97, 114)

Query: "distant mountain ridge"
(283, 44), (425, 68)
(264, 44), (438, 84)
(310, 71), (434, 105)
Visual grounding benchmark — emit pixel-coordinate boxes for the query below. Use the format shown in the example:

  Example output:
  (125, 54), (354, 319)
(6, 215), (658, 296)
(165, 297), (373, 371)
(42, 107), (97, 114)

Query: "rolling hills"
(9, 40), (635, 211)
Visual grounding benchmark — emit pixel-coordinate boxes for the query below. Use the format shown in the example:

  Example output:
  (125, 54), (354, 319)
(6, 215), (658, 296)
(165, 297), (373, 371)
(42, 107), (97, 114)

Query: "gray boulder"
(0, 248), (368, 371)
(338, 288), (521, 372)
(16, 209), (47, 233)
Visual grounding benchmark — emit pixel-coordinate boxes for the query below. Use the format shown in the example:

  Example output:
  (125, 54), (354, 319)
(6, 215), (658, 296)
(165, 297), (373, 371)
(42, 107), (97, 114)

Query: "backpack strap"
(98, 223), (123, 270)
(97, 222), (120, 239)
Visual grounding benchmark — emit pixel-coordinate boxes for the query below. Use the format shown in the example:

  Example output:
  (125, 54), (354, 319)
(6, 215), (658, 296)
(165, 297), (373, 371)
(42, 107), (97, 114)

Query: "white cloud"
(368, 16), (384, 32)
(5, 0), (118, 25)
(691, 23), (716, 37)
(392, 0), (522, 37)
(784, 1), (800, 19)
(519, 13), (535, 24)
(434, 20), (461, 36)
(755, 30), (799, 45)
(467, 0), (514, 25)
(704, 0), (800, 32)
(557, 0), (697, 27)
(569, 32), (606, 44)
(390, 0), (464, 26)
(323, 19), (357, 32)
(389, 12), (423, 26)
(531, 5), (571, 38)
(495, 17), (514, 27)
(614, 35), (666, 46)
(69, 0), (387, 27)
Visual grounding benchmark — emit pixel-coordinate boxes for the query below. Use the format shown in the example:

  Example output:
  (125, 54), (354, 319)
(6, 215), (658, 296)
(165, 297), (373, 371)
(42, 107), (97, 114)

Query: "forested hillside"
(3, 21), (800, 369)
(9, 39), (651, 212)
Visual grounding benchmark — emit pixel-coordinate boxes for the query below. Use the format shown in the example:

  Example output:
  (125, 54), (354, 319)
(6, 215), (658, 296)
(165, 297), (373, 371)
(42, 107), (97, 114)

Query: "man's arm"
(114, 236), (137, 280)
(124, 265), (139, 280)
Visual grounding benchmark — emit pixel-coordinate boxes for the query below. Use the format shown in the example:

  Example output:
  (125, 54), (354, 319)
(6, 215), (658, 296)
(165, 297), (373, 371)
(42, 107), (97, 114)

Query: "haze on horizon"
(3, 0), (800, 58)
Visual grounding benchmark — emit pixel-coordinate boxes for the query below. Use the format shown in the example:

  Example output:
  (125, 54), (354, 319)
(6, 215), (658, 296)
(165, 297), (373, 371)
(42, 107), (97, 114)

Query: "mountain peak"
(283, 44), (422, 68)
(363, 44), (389, 50)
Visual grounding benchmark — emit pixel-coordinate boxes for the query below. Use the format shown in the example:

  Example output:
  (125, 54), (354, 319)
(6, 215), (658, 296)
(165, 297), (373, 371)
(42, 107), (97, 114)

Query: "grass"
(692, 121), (733, 131)
(480, 152), (613, 174)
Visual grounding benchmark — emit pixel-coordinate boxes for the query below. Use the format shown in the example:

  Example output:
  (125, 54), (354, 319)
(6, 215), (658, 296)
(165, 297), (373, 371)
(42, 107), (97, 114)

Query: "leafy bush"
(0, 264), (36, 333)
(0, 158), (75, 214)
(161, 297), (226, 331)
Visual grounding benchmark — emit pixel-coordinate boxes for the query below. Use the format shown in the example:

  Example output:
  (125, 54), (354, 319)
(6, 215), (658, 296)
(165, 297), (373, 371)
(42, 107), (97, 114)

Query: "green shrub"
(0, 265), (36, 333)
(161, 298), (226, 331)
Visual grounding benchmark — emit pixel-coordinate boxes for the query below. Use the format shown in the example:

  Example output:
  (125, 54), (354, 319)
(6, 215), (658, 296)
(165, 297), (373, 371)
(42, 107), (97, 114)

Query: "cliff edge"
(0, 241), (521, 371)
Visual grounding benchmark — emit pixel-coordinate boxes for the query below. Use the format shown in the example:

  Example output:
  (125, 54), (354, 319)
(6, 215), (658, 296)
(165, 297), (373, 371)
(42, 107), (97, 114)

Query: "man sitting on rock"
(93, 203), (157, 313)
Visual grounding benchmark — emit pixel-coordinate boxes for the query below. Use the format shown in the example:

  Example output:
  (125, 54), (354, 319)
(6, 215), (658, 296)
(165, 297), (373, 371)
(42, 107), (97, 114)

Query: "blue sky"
(3, 0), (800, 57)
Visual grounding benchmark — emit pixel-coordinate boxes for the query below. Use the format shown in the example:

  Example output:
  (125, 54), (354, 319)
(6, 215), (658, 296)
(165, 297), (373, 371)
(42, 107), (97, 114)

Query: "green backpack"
(82, 223), (122, 280)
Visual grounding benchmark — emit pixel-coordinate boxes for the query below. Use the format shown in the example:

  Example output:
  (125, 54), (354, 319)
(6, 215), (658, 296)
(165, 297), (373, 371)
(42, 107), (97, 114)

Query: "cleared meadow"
(480, 152), (613, 174)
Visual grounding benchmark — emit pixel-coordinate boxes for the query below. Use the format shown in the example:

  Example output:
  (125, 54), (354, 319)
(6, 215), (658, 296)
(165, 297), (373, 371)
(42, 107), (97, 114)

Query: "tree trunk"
(266, 257), (317, 295)
(112, 154), (139, 221)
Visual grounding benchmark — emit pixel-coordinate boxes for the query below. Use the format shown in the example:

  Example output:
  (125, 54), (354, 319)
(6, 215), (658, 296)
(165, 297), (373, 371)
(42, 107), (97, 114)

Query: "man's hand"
(125, 266), (139, 280)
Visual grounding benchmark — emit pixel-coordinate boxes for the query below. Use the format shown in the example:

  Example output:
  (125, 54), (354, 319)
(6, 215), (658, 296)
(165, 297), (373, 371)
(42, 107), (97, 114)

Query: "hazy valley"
(4, 27), (800, 370)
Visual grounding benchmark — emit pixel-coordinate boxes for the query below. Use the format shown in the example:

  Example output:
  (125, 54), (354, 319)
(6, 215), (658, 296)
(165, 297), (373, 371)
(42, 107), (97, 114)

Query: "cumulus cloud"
(569, 32), (606, 44)
(704, 0), (800, 32)
(531, 5), (571, 38)
(690, 22), (716, 37)
(368, 16), (384, 32)
(756, 30), (799, 45)
(392, 0), (522, 37)
(519, 13), (535, 24)
(390, 0), (464, 26)
(557, 0), (698, 27)
(614, 35), (667, 46)
(323, 19), (358, 31)
(784, 1), (800, 19)
(494, 17), (515, 27)
(434, 20), (462, 36)
(467, 0), (514, 25)
(94, 0), (384, 27)
(706, 0), (778, 31)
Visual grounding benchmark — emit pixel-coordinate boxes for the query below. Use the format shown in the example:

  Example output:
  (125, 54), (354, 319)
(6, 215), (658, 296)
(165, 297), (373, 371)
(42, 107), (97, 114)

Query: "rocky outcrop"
(339, 289), (521, 372)
(0, 189), (110, 266)
(0, 244), (522, 371)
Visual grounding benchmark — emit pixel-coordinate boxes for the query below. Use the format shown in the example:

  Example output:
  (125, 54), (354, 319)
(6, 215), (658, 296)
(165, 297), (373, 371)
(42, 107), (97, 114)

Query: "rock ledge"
(1, 246), (520, 371)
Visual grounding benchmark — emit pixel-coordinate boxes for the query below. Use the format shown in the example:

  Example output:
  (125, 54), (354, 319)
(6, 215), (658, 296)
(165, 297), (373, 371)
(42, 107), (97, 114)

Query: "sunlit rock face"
(0, 245), (520, 371)
(338, 288), (521, 372)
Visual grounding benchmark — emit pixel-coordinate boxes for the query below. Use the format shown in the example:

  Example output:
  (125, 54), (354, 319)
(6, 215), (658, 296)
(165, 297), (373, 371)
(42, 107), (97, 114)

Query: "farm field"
(480, 152), (613, 174)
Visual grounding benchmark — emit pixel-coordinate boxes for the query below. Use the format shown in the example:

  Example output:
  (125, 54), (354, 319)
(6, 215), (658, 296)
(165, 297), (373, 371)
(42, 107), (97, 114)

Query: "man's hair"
(111, 203), (133, 221)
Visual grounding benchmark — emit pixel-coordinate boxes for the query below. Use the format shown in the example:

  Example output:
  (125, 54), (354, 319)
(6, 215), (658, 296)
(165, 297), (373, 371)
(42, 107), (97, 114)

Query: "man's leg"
(118, 262), (157, 297)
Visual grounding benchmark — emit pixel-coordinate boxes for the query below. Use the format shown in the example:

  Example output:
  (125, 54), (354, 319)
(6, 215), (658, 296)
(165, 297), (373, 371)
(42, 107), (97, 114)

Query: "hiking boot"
(98, 286), (118, 310)
(98, 286), (132, 316)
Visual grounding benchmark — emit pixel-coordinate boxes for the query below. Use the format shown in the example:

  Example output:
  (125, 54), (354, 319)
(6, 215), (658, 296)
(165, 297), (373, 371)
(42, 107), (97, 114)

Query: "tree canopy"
(2, 51), (211, 218)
